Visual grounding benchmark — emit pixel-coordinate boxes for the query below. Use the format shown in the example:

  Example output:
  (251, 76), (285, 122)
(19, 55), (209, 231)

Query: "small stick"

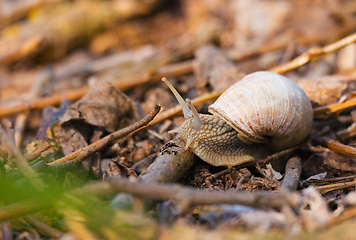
(313, 96), (356, 115)
(83, 178), (288, 209)
(315, 181), (356, 194)
(208, 167), (232, 183)
(254, 163), (279, 183)
(317, 136), (356, 158)
(269, 32), (356, 74)
(139, 136), (196, 183)
(48, 105), (161, 166)
(236, 168), (252, 190)
(236, 145), (301, 169)
(281, 157), (302, 192)
(313, 175), (356, 183)
(23, 215), (63, 239)
(307, 140), (330, 153)
(0, 173), (286, 222)
(131, 153), (157, 174)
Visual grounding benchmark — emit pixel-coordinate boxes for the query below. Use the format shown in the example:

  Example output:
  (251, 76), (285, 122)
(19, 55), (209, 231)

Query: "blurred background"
(1, 0), (356, 104)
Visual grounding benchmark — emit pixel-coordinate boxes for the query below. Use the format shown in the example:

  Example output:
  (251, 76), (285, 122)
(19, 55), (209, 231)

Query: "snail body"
(163, 71), (313, 166)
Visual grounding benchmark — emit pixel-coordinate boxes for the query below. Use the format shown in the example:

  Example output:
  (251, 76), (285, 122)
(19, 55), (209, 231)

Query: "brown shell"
(208, 71), (313, 151)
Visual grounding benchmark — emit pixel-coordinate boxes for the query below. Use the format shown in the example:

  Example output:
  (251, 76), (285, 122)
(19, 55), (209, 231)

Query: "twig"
(82, 178), (288, 209)
(315, 181), (356, 194)
(307, 140), (330, 153)
(0, 124), (45, 191)
(254, 163), (279, 183)
(131, 153), (157, 174)
(313, 175), (356, 183)
(23, 215), (63, 239)
(208, 167), (232, 183)
(236, 145), (301, 169)
(269, 32), (356, 74)
(0, 172), (286, 222)
(236, 168), (251, 190)
(48, 105), (161, 166)
(281, 157), (302, 192)
(313, 96), (356, 115)
(317, 136), (356, 158)
(139, 136), (196, 183)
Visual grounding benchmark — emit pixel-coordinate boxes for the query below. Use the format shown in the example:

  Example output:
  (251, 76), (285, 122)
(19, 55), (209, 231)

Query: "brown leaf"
(105, 159), (137, 179)
(322, 151), (356, 173)
(296, 76), (351, 107)
(60, 84), (142, 133)
(194, 44), (246, 91)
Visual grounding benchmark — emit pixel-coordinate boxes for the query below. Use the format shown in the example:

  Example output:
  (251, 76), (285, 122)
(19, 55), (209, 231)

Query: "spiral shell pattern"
(208, 71), (313, 151)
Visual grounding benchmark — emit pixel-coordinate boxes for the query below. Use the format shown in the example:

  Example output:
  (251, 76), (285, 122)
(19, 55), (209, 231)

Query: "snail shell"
(208, 71), (313, 152)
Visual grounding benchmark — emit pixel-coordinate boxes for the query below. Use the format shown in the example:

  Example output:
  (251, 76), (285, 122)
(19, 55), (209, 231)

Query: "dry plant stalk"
(281, 157), (302, 192)
(317, 137), (356, 158)
(48, 105), (161, 166)
(95, 178), (288, 209)
(315, 181), (356, 194)
(313, 97), (356, 115)
(0, 172), (288, 222)
(269, 32), (356, 74)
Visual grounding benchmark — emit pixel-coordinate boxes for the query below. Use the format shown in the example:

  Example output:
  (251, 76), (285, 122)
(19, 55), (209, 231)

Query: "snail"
(162, 71), (313, 167)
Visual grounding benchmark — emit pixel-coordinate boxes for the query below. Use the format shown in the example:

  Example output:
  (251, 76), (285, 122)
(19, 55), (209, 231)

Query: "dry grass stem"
(315, 181), (356, 194)
(269, 32), (356, 74)
(281, 157), (302, 192)
(317, 137), (356, 158)
(314, 97), (356, 115)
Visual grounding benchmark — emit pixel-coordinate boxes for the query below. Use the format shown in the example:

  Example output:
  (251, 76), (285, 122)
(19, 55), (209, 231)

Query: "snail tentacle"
(186, 99), (203, 129)
(162, 77), (192, 119)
